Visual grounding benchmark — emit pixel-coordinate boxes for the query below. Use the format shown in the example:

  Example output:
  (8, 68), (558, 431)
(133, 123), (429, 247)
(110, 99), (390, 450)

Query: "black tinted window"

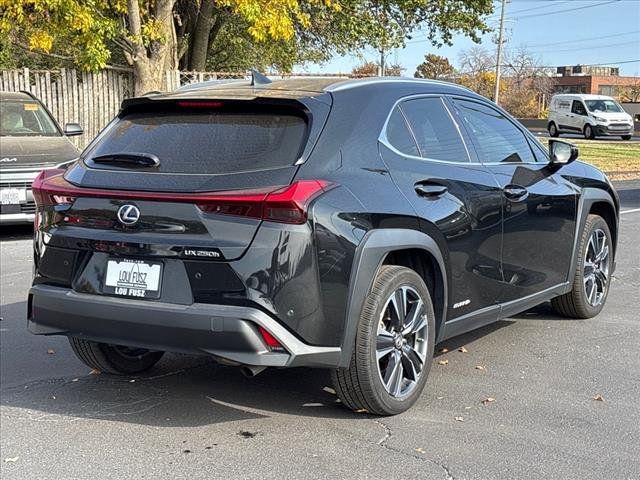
(89, 107), (307, 174)
(400, 98), (468, 163)
(452, 99), (535, 163)
(529, 138), (548, 163)
(385, 108), (419, 156)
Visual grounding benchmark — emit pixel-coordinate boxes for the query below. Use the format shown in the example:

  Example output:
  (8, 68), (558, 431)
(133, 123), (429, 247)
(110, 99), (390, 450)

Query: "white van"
(548, 94), (634, 140)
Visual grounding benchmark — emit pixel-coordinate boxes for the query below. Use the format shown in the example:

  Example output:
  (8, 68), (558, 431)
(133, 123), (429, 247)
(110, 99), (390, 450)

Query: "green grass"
(540, 137), (640, 174)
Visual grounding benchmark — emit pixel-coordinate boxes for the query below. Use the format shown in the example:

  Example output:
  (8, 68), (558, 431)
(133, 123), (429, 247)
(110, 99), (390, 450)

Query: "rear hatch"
(33, 94), (331, 301)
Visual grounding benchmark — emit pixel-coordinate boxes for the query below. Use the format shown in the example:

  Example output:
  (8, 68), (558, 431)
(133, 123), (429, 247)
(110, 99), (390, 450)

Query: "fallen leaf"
(459, 346), (468, 353)
(475, 365), (485, 370)
(89, 369), (101, 375)
(481, 397), (496, 405)
(4, 457), (19, 463)
(465, 406), (472, 410)
(454, 416), (464, 422)
(47, 349), (55, 354)
(438, 359), (449, 365)
(353, 408), (368, 413)
(323, 386), (336, 395)
(436, 396), (444, 400)
(593, 394), (605, 402)
(439, 348), (449, 353)
(71, 378), (79, 382)
(415, 447), (426, 454)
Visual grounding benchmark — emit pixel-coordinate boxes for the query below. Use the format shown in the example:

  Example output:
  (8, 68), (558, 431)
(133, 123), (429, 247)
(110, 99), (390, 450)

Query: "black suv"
(29, 77), (618, 415)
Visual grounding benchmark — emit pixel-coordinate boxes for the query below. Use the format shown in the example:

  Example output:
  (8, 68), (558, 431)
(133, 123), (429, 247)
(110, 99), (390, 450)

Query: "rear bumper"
(0, 212), (34, 225)
(28, 284), (341, 368)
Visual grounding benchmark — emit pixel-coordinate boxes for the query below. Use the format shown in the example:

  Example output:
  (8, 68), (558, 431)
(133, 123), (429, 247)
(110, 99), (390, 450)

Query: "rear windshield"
(0, 100), (60, 137)
(88, 106), (308, 174)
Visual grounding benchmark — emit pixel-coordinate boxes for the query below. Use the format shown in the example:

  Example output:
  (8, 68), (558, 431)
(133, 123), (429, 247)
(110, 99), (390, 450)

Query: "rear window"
(87, 105), (308, 174)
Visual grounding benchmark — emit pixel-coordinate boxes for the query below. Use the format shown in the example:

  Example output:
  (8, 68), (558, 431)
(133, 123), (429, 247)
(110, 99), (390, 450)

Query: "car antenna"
(250, 69), (272, 86)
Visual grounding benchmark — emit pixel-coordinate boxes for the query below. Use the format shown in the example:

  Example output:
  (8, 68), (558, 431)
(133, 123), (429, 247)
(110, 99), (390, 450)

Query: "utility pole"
(379, 48), (386, 76)
(494, 0), (507, 104)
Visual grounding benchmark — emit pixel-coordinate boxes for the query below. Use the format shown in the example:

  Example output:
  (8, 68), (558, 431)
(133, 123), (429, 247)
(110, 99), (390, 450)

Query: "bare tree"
(458, 46), (494, 75)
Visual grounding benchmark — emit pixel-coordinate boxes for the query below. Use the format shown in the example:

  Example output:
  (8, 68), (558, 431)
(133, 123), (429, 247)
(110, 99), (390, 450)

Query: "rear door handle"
(415, 183), (448, 197)
(503, 184), (528, 201)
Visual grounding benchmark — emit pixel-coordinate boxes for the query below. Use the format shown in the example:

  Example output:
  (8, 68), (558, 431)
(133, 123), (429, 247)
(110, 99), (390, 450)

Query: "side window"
(400, 97), (469, 163)
(452, 99), (535, 164)
(571, 100), (587, 116)
(529, 138), (548, 163)
(385, 107), (420, 157)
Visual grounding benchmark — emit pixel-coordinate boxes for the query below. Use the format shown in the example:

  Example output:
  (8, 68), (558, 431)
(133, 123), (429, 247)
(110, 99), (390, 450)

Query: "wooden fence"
(1, 67), (134, 148)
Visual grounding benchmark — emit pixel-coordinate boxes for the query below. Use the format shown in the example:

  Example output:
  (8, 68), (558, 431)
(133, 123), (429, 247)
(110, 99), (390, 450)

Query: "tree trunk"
(126, 0), (177, 96)
(188, 0), (216, 71)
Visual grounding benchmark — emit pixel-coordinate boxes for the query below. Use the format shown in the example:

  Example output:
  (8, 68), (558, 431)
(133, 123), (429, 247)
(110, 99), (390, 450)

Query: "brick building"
(553, 65), (640, 100)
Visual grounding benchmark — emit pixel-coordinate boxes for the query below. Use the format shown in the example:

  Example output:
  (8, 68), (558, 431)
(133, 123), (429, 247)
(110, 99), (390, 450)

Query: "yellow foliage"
(219, 0), (339, 42)
(28, 29), (53, 52)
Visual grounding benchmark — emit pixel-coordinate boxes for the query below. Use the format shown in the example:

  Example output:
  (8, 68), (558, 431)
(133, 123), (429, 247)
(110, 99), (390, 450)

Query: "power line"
(486, 0), (571, 20)
(511, 0), (620, 20)
(522, 30), (639, 48)
(512, 39), (640, 55)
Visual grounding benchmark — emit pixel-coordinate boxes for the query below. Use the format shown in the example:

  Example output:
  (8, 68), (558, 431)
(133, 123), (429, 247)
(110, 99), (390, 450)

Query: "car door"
(570, 99), (589, 133)
(379, 95), (504, 322)
(449, 97), (579, 303)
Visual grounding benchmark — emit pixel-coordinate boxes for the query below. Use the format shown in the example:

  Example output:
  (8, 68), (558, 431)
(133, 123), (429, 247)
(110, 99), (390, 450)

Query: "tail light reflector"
(258, 326), (284, 351)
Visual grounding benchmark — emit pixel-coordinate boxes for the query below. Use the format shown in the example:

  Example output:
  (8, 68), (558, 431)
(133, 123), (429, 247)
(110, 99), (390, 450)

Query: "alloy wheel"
(376, 286), (429, 398)
(583, 228), (610, 307)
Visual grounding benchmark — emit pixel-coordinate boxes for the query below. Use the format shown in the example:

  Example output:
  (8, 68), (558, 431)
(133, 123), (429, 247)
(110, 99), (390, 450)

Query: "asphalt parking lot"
(1, 181), (639, 480)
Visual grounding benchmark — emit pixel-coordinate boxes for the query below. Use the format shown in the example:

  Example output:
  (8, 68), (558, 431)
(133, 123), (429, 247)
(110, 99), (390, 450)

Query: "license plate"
(0, 188), (26, 205)
(104, 258), (163, 299)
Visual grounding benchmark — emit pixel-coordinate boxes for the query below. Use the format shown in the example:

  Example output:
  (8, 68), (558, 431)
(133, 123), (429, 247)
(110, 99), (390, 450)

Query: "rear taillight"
(196, 180), (330, 224)
(32, 169), (76, 208)
(31, 170), (331, 225)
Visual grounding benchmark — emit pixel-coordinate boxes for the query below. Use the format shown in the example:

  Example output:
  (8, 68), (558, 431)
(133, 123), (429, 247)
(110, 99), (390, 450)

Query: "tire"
(548, 122), (559, 137)
(69, 337), (164, 374)
(551, 215), (612, 319)
(332, 265), (436, 416)
(621, 135), (631, 141)
(583, 124), (595, 140)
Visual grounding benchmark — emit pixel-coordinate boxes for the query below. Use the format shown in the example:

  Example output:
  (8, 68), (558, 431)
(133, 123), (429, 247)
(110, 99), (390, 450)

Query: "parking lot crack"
(373, 419), (455, 480)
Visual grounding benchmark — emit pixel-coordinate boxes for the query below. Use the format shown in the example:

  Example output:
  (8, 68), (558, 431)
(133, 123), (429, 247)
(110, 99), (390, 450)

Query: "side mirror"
(549, 139), (578, 166)
(63, 123), (83, 136)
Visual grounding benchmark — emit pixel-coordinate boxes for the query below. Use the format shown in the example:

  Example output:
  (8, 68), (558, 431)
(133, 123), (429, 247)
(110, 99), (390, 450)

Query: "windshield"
(0, 100), (60, 137)
(585, 99), (624, 113)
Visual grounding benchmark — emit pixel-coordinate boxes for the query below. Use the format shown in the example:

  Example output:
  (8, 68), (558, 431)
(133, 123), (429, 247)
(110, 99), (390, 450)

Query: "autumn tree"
(414, 54), (454, 79)
(1, 0), (494, 95)
(351, 60), (402, 77)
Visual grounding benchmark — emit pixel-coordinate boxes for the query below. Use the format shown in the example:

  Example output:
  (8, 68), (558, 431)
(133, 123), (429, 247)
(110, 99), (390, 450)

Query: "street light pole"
(494, 0), (507, 104)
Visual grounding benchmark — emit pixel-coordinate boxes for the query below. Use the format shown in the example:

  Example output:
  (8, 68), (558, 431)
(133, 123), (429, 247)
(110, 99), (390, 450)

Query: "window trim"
(380, 93), (548, 166)
(447, 95), (543, 166)
(379, 93), (472, 164)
